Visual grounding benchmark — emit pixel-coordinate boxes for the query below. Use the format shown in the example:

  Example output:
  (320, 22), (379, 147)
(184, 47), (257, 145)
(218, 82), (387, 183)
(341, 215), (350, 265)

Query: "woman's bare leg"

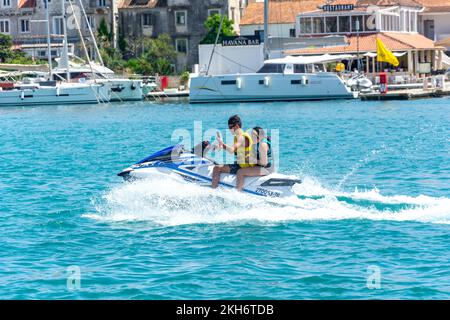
(236, 167), (270, 191)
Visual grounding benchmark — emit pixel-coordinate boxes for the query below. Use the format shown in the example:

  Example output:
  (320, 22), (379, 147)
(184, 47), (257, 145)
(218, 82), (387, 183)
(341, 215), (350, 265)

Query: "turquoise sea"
(1, 98), (449, 299)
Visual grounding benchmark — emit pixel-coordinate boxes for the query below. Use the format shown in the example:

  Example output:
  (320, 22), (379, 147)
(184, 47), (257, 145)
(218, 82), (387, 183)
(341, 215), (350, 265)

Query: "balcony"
(167, 0), (189, 7)
(96, 7), (110, 15)
(142, 25), (154, 37)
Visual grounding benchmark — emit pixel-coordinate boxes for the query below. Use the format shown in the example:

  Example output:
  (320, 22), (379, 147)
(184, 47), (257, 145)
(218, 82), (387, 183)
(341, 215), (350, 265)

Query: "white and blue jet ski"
(118, 143), (302, 198)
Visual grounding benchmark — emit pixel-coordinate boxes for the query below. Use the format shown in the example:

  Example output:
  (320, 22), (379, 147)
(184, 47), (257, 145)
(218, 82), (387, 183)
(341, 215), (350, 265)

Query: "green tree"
(118, 33), (127, 53)
(0, 33), (40, 64)
(94, 18), (127, 71)
(0, 34), (14, 62)
(100, 47), (125, 71)
(97, 18), (112, 45)
(200, 14), (237, 44)
(126, 34), (177, 75)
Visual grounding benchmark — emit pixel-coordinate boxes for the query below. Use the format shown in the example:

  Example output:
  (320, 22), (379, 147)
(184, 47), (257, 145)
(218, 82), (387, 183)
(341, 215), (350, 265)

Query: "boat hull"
(189, 73), (356, 103)
(99, 79), (143, 102)
(0, 83), (110, 107)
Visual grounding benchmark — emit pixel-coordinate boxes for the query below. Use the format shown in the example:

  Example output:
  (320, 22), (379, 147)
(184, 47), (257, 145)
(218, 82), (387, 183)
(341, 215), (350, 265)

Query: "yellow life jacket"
(234, 130), (254, 168)
(336, 62), (345, 72)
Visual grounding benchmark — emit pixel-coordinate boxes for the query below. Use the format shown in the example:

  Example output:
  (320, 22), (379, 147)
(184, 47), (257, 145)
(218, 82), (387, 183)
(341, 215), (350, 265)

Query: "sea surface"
(0, 98), (449, 299)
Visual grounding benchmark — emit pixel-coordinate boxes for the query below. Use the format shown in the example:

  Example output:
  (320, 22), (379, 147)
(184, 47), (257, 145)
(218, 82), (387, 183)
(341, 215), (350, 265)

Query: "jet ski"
(118, 142), (302, 198)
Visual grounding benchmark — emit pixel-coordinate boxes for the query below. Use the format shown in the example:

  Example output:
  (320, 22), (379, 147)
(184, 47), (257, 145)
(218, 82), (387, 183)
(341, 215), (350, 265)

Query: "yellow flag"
(376, 38), (399, 67)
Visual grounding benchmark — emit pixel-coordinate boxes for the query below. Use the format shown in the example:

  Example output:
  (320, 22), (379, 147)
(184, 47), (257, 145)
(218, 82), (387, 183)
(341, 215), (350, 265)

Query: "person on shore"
(211, 115), (254, 189)
(235, 127), (273, 191)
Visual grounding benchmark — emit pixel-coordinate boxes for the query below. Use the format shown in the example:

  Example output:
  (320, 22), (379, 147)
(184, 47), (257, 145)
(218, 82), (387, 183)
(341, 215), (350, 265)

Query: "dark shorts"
(224, 163), (241, 175)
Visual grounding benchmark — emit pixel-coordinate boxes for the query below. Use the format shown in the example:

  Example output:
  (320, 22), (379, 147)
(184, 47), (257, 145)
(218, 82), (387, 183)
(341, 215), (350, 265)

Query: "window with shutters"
(0, 20), (10, 34)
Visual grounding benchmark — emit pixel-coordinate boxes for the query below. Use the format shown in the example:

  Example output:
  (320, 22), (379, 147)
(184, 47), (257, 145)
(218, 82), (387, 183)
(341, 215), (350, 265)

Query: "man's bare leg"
(211, 165), (230, 188)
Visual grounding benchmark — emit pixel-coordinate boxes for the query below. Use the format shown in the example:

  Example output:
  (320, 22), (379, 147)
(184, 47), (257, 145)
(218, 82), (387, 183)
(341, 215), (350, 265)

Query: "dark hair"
(228, 114), (242, 128)
(252, 126), (265, 138)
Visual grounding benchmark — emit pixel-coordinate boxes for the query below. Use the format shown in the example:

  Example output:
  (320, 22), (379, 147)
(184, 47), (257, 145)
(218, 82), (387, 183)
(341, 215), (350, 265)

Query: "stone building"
(0, 0), (115, 60)
(118, 0), (243, 72)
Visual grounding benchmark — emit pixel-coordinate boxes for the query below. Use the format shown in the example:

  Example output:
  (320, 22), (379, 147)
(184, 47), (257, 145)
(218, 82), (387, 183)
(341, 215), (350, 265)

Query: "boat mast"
(44, 0), (52, 80)
(77, 0), (105, 67)
(61, 0), (71, 82)
(263, 0), (269, 59)
(206, 14), (225, 76)
(67, 0), (98, 82)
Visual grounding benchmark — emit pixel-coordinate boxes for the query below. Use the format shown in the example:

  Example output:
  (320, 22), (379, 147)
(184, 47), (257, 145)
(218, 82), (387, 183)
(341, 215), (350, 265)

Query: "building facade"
(0, 0), (115, 61)
(416, 0), (450, 52)
(118, 0), (243, 72)
(287, 0), (448, 76)
(240, 0), (324, 38)
(239, 0), (450, 50)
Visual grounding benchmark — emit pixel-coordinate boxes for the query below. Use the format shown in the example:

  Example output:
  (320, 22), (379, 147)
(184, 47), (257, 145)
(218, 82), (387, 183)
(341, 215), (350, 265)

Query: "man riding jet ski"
(118, 137), (302, 199)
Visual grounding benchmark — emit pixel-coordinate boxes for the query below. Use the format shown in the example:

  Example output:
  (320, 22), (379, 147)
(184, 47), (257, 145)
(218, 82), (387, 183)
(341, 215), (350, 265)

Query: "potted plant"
(179, 71), (190, 90)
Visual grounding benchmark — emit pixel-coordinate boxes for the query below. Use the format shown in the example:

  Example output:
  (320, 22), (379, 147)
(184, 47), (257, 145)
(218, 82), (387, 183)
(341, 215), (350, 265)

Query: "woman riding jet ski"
(117, 135), (302, 199)
(117, 143), (301, 198)
(234, 126), (274, 191)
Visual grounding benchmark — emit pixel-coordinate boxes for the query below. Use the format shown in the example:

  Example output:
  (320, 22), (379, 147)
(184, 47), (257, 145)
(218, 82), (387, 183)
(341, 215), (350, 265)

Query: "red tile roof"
(118, 0), (162, 9)
(414, 0), (450, 12)
(329, 0), (422, 7)
(240, 0), (324, 25)
(18, 0), (36, 8)
(285, 32), (443, 55)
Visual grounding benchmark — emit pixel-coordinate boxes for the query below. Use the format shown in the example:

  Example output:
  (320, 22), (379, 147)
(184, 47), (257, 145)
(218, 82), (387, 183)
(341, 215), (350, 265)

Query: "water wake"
(85, 176), (450, 226)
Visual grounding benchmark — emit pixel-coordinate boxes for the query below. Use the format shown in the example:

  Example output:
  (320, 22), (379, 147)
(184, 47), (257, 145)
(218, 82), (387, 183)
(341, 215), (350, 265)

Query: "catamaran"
(190, 54), (361, 103)
(189, 0), (371, 103)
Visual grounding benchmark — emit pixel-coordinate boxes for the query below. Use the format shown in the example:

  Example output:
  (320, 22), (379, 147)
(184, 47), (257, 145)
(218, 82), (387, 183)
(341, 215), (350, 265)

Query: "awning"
(363, 52), (377, 58)
(266, 54), (356, 65)
(435, 37), (450, 48)
(0, 63), (50, 72)
(363, 52), (406, 58)
(441, 52), (450, 68)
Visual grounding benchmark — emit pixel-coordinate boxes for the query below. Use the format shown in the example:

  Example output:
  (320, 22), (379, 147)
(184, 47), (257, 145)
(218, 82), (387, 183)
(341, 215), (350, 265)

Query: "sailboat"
(0, 0), (110, 107)
(52, 0), (143, 102)
(52, 54), (143, 102)
(189, 0), (366, 103)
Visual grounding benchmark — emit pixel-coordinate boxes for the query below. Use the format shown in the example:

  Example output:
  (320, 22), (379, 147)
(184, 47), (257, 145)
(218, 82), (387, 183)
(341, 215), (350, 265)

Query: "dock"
(145, 89), (189, 100)
(360, 87), (450, 101)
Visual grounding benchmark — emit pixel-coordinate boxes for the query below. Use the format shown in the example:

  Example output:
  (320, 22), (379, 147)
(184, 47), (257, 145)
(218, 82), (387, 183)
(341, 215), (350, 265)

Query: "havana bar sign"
(222, 36), (261, 47)
(322, 4), (354, 11)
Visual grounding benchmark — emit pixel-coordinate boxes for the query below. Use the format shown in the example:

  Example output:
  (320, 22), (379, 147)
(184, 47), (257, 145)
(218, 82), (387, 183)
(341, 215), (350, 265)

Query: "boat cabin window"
(294, 64), (306, 73)
(294, 64), (315, 73)
(257, 64), (285, 73)
(314, 64), (326, 72)
(293, 64), (327, 73)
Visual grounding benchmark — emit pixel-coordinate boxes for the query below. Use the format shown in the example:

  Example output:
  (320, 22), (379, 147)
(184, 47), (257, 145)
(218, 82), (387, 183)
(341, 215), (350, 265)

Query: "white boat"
(53, 0), (143, 103)
(190, 54), (359, 103)
(0, 81), (109, 106)
(190, 0), (372, 104)
(53, 55), (143, 102)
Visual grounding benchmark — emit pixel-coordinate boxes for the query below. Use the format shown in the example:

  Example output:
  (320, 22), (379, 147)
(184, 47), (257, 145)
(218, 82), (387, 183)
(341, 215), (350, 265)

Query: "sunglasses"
(228, 124), (236, 129)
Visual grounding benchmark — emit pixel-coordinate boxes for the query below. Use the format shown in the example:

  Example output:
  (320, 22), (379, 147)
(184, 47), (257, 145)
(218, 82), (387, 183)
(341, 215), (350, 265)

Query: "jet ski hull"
(118, 145), (302, 198)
